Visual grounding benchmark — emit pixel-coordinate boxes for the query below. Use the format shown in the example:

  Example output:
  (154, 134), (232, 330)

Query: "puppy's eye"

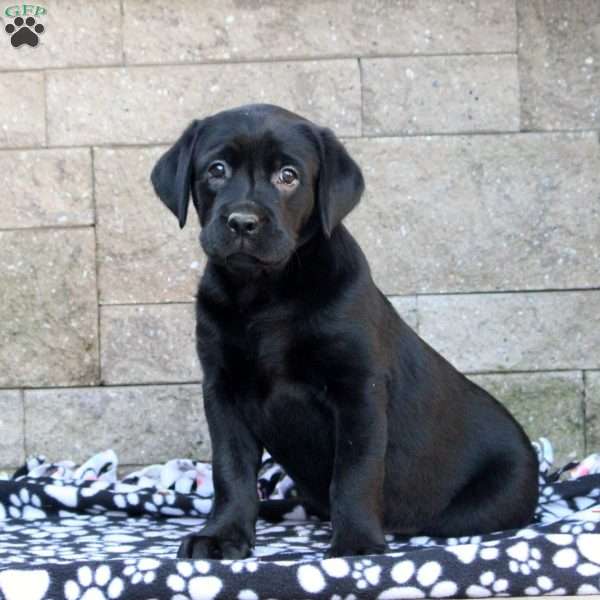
(277, 166), (299, 186)
(207, 161), (228, 179)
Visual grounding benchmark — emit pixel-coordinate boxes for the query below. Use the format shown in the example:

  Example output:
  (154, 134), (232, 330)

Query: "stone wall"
(0, 1), (598, 471)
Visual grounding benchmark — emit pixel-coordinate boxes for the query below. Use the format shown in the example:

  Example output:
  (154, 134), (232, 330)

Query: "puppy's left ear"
(151, 119), (203, 228)
(315, 127), (365, 237)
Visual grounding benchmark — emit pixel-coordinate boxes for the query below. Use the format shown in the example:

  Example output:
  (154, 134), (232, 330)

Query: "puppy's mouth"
(225, 252), (276, 268)
(200, 226), (294, 273)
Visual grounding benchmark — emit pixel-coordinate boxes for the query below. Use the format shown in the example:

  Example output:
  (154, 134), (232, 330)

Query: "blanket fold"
(0, 439), (598, 600)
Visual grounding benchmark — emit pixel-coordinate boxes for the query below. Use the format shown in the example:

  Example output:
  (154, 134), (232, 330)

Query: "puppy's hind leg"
(423, 455), (539, 538)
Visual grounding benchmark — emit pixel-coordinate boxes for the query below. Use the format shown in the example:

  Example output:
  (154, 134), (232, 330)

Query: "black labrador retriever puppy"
(151, 104), (539, 559)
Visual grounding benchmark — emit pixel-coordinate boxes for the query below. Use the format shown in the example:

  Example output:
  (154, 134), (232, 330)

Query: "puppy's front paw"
(177, 533), (252, 559)
(325, 542), (386, 558)
(325, 534), (386, 558)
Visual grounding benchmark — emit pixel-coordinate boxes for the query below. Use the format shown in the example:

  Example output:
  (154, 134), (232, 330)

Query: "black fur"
(151, 104), (539, 559)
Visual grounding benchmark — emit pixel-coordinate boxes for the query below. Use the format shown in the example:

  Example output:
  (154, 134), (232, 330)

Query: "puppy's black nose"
(227, 212), (260, 235)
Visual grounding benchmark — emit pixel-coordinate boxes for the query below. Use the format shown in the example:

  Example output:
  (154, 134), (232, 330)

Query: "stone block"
(0, 228), (99, 387)
(100, 303), (199, 384)
(518, 0), (600, 130)
(0, 148), (93, 228)
(362, 55), (519, 135)
(344, 133), (600, 294)
(123, 0), (516, 63)
(25, 385), (210, 464)
(418, 291), (600, 372)
(0, 391), (24, 467)
(47, 61), (361, 145)
(0, 72), (44, 148)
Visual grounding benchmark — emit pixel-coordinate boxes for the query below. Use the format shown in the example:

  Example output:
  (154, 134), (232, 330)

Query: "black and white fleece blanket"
(0, 439), (599, 600)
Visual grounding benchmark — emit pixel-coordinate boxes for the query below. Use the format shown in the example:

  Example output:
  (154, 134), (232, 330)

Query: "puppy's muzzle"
(227, 212), (261, 236)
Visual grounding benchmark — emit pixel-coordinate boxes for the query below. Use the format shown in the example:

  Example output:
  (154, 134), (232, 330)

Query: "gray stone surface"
(388, 296), (419, 331)
(25, 385), (210, 463)
(0, 149), (93, 229)
(0, 72), (45, 148)
(471, 371), (585, 465)
(0, 1), (121, 71)
(123, 0), (516, 63)
(585, 371), (600, 454)
(47, 61), (361, 146)
(0, 228), (99, 387)
(518, 0), (600, 130)
(362, 55), (520, 135)
(418, 291), (600, 373)
(101, 304), (199, 384)
(344, 133), (600, 295)
(94, 146), (204, 304)
(0, 391), (24, 467)
(1, 0), (597, 470)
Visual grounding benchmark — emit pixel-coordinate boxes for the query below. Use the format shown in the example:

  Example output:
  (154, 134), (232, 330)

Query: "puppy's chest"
(203, 311), (335, 472)
(221, 323), (324, 396)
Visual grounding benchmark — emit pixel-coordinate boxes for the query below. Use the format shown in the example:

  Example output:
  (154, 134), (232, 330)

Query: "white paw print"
(351, 559), (381, 590)
(465, 570), (509, 597)
(167, 561), (222, 600)
(539, 485), (561, 504)
(192, 496), (211, 515)
(296, 559), (352, 594)
(122, 557), (160, 585)
(113, 492), (140, 510)
(524, 575), (565, 596)
(559, 520), (596, 534)
(388, 559), (458, 598)
(506, 541), (542, 575)
(222, 559), (259, 574)
(9, 488), (45, 520)
(446, 535), (482, 546)
(145, 492), (184, 516)
(64, 565), (124, 600)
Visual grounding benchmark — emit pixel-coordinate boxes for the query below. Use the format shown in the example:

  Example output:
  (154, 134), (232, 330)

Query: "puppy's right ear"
(151, 120), (203, 228)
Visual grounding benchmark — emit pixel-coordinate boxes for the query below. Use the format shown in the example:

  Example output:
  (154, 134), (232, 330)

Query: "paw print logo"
(465, 570), (510, 597)
(64, 565), (124, 599)
(351, 559), (381, 590)
(5, 16), (44, 48)
(167, 561), (222, 600)
(123, 558), (161, 585)
(9, 488), (45, 520)
(506, 541), (542, 575)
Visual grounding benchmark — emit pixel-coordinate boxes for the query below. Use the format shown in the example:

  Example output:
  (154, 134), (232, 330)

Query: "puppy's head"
(151, 104), (364, 274)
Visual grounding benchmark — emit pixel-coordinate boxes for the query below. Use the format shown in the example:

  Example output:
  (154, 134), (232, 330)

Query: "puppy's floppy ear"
(151, 119), (203, 228)
(315, 127), (365, 237)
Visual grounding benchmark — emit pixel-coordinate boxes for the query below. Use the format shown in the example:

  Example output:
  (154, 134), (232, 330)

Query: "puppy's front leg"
(178, 381), (262, 559)
(326, 393), (387, 557)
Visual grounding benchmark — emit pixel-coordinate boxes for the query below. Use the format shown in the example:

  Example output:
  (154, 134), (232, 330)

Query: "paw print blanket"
(0, 440), (598, 600)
